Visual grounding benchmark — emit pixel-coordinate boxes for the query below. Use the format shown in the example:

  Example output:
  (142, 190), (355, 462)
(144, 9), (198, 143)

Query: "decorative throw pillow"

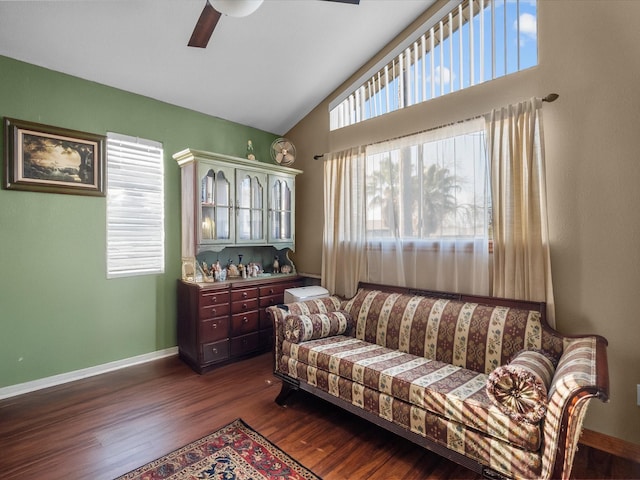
(486, 349), (558, 424)
(284, 311), (353, 343)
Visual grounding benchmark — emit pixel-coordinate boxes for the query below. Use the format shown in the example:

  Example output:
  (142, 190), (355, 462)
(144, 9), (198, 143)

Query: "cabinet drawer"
(199, 290), (230, 308)
(199, 317), (229, 344)
(230, 332), (260, 356)
(258, 283), (290, 297)
(259, 294), (284, 309)
(231, 287), (258, 302)
(231, 297), (259, 314)
(201, 339), (229, 364)
(199, 302), (230, 320)
(258, 281), (303, 297)
(231, 311), (259, 336)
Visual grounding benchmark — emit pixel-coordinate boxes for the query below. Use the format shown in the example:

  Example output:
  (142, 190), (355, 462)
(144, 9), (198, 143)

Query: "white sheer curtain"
(364, 118), (490, 295)
(486, 98), (555, 326)
(322, 119), (490, 297)
(321, 147), (367, 298)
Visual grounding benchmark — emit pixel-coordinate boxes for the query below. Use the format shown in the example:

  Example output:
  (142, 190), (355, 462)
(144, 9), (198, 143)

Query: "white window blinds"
(329, 0), (538, 130)
(106, 133), (164, 278)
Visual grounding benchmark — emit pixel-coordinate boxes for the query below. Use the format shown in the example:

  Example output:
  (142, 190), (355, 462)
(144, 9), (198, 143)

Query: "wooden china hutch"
(174, 148), (304, 373)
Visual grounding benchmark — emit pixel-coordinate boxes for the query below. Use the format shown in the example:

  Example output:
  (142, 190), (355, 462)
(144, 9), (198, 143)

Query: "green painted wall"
(0, 55), (279, 388)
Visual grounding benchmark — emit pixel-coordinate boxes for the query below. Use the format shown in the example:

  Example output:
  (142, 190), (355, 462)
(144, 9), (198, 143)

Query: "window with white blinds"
(329, 0), (537, 130)
(106, 133), (164, 278)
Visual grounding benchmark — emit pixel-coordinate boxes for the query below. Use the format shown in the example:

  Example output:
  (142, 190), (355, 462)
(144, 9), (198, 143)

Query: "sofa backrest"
(342, 288), (564, 374)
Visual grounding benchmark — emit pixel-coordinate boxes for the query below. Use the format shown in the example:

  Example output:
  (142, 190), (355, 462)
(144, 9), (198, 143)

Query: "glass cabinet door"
(174, 149), (301, 257)
(236, 170), (266, 243)
(199, 164), (235, 244)
(268, 175), (294, 245)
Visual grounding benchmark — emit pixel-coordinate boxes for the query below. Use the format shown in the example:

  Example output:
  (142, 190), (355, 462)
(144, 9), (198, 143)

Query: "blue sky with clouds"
(362, 0), (537, 119)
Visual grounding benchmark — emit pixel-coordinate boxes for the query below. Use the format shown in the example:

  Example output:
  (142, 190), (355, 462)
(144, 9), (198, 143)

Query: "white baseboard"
(0, 346), (179, 400)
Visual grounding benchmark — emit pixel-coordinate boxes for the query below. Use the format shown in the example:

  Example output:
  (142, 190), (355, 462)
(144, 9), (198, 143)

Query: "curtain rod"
(313, 93), (559, 160)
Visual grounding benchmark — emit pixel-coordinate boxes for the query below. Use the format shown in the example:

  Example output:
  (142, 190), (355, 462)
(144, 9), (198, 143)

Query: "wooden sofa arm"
(541, 335), (609, 479)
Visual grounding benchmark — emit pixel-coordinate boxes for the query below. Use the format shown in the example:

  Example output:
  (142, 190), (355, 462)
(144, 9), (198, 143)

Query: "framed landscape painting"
(3, 117), (105, 196)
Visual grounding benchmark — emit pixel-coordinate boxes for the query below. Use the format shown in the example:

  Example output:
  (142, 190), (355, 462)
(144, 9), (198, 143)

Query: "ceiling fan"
(188, 0), (360, 48)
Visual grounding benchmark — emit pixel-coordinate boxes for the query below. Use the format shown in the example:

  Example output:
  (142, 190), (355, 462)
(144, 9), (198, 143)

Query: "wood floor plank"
(1, 353), (638, 479)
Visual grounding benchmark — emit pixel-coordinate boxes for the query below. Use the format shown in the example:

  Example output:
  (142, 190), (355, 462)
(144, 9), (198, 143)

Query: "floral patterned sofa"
(267, 283), (609, 480)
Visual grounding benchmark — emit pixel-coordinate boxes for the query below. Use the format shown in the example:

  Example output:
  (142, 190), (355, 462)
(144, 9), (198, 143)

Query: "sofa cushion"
(486, 349), (557, 424)
(280, 353), (543, 479)
(281, 336), (542, 451)
(341, 289), (563, 375)
(284, 311), (353, 343)
(285, 295), (344, 316)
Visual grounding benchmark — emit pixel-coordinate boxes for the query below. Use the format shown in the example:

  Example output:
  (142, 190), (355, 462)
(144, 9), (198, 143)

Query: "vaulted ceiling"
(0, 0), (434, 134)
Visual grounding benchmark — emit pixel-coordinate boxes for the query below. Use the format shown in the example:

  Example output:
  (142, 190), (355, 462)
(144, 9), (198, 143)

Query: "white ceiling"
(0, 0), (434, 135)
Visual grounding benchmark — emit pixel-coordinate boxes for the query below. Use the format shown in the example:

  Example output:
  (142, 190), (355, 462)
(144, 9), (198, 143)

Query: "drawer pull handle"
(243, 317), (249, 324)
(242, 303), (248, 310)
(211, 296), (216, 303)
(269, 289), (274, 294)
(212, 323), (217, 329)
(211, 308), (217, 316)
(242, 292), (248, 298)
(212, 347), (218, 354)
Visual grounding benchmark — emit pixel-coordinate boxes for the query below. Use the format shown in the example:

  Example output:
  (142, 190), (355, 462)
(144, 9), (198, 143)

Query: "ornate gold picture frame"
(3, 117), (105, 196)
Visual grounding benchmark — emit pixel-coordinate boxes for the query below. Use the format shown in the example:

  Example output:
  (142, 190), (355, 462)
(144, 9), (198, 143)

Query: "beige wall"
(287, 0), (640, 447)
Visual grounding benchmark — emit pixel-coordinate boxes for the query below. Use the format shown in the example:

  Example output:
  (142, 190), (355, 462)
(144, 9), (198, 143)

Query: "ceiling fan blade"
(188, 1), (222, 48)
(322, 0), (360, 4)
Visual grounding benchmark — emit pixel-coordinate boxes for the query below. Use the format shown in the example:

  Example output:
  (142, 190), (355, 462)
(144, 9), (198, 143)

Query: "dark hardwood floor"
(1, 353), (638, 479)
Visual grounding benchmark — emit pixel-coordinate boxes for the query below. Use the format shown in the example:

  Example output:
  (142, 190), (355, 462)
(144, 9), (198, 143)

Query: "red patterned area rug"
(115, 418), (321, 480)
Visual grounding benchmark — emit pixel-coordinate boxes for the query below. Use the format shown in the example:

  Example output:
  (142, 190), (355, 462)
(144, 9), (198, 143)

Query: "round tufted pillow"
(486, 349), (558, 424)
(284, 310), (353, 344)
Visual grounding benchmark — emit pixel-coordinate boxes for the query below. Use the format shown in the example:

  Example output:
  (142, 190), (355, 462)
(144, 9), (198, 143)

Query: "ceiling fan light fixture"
(210, 0), (264, 18)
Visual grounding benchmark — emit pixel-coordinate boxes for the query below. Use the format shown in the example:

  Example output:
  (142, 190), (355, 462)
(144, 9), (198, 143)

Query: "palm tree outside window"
(360, 118), (490, 295)
(365, 129), (488, 244)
